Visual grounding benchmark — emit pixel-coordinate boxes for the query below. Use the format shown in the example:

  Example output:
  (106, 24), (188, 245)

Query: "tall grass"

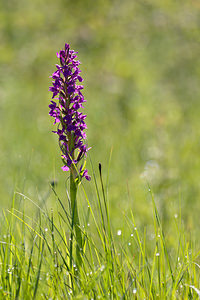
(0, 166), (199, 299)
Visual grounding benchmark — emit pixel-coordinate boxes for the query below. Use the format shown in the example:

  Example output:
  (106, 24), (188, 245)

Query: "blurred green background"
(0, 0), (200, 230)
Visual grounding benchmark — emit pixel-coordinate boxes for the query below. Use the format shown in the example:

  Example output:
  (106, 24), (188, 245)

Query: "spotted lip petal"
(49, 44), (90, 180)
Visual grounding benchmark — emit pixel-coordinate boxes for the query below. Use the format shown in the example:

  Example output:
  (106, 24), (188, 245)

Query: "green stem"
(70, 169), (82, 269)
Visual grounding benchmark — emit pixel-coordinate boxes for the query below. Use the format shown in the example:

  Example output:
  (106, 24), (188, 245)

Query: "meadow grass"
(0, 165), (200, 299)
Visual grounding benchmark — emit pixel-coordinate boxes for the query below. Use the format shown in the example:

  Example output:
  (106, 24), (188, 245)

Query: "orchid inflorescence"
(49, 43), (90, 181)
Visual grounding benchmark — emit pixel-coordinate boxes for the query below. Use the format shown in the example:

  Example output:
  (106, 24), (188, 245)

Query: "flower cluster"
(49, 43), (90, 181)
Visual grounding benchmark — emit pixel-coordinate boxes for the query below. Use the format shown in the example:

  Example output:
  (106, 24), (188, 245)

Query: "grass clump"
(0, 168), (199, 299)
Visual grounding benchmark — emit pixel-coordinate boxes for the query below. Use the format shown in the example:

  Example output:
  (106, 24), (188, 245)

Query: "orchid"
(49, 43), (90, 181)
(49, 44), (92, 268)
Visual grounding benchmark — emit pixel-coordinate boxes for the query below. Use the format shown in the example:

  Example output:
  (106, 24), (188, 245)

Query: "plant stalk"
(70, 169), (82, 269)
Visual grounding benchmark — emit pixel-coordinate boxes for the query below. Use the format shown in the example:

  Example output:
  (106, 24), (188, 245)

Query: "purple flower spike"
(49, 44), (90, 181)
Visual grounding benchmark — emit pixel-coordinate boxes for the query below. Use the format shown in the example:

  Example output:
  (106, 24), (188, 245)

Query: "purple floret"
(49, 43), (90, 181)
